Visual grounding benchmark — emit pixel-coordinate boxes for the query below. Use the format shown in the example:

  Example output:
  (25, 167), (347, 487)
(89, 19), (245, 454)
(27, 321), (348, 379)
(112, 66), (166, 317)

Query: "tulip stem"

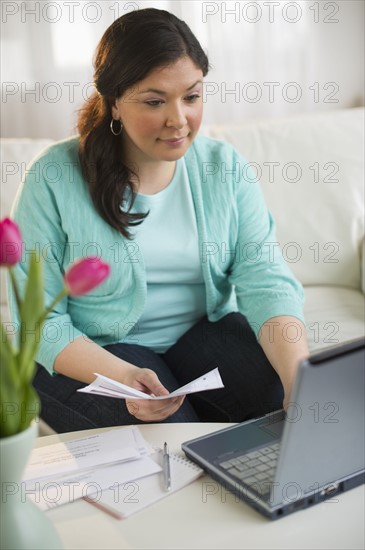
(9, 267), (22, 315)
(37, 288), (68, 326)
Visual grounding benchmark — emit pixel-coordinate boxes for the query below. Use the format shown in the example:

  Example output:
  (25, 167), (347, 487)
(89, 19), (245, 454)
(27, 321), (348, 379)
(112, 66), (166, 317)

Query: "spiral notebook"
(86, 449), (203, 519)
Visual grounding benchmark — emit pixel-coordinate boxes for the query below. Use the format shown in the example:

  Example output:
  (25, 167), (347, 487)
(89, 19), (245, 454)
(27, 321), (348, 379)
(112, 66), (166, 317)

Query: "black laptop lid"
(272, 338), (365, 505)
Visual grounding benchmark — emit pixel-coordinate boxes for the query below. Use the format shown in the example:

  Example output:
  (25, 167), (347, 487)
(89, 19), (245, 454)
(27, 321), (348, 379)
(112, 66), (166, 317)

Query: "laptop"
(182, 338), (365, 519)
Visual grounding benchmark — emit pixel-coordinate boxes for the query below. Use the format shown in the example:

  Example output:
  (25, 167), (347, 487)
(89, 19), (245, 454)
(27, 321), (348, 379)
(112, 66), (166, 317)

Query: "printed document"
(78, 367), (224, 400)
(23, 426), (149, 481)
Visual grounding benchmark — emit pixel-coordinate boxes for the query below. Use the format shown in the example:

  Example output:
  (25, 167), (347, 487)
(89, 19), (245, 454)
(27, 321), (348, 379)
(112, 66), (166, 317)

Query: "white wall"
(0, 0), (364, 139)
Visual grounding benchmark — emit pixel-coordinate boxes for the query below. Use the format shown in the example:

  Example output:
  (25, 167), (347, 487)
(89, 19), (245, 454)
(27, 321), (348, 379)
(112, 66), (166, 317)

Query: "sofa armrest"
(360, 237), (365, 294)
(38, 418), (57, 437)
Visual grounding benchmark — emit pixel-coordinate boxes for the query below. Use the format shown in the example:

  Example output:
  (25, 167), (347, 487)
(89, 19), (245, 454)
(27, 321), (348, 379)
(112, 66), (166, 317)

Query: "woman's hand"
(283, 387), (292, 412)
(123, 366), (185, 422)
(259, 316), (309, 414)
(54, 337), (185, 421)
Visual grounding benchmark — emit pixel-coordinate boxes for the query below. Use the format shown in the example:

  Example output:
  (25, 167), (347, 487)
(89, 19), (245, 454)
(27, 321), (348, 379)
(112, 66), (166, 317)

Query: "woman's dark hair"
(77, 8), (209, 238)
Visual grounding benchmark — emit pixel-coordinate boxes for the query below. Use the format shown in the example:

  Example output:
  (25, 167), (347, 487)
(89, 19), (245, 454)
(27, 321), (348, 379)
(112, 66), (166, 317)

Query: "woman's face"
(112, 56), (204, 164)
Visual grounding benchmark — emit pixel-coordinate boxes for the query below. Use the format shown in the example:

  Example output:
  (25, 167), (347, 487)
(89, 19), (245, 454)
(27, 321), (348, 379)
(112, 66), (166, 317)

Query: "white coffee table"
(35, 423), (365, 550)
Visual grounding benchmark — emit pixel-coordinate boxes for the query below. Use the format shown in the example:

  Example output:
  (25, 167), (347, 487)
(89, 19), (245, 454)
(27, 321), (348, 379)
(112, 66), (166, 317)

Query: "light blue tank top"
(123, 158), (207, 352)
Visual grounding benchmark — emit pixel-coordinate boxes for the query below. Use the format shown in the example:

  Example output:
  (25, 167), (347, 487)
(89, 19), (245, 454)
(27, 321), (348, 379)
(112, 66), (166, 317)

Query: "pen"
(163, 442), (171, 491)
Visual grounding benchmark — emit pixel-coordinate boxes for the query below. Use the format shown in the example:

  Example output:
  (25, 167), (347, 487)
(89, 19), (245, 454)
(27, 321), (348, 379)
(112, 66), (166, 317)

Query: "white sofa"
(1, 108), (364, 354)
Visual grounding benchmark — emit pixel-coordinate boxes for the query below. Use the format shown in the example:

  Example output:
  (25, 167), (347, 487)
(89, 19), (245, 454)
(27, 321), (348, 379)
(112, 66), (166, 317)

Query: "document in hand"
(77, 367), (224, 400)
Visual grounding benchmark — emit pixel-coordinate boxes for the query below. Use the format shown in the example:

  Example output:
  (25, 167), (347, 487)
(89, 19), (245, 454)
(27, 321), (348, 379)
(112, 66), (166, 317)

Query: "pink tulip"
(64, 256), (110, 296)
(0, 217), (22, 266)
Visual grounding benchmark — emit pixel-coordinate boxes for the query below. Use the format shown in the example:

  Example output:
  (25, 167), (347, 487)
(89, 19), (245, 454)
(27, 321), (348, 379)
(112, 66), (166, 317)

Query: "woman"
(11, 8), (309, 432)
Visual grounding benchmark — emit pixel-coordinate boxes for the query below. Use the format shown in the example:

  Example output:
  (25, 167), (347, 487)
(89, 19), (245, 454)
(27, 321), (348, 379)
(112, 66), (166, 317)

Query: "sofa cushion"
(304, 286), (365, 352)
(1, 138), (55, 218)
(208, 108), (364, 290)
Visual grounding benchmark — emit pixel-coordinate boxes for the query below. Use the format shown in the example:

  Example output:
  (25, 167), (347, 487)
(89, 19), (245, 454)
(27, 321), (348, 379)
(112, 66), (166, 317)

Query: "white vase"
(0, 421), (63, 549)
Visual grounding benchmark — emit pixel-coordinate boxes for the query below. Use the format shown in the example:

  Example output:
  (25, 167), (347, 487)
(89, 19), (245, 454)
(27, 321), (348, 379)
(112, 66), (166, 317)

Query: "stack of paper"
(23, 427), (161, 511)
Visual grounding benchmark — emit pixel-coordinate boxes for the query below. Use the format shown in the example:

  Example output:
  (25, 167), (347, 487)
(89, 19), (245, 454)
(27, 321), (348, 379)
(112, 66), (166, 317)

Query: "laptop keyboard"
(218, 442), (280, 493)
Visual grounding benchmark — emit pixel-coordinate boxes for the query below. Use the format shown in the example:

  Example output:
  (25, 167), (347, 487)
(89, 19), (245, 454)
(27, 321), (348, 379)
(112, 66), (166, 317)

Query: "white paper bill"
(25, 456), (161, 511)
(23, 426), (149, 481)
(23, 426), (161, 511)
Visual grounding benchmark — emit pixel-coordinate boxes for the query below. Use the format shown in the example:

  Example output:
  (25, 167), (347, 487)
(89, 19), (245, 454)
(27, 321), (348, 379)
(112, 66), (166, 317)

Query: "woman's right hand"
(122, 366), (185, 422)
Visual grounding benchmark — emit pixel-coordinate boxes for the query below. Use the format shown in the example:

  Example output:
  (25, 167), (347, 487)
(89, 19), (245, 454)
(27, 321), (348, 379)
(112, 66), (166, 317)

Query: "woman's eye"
(186, 94), (201, 102)
(145, 100), (164, 107)
(145, 95), (200, 107)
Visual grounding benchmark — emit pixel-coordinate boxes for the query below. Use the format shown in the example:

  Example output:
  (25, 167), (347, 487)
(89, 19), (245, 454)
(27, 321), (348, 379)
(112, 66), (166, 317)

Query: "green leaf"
(0, 383), (40, 438)
(0, 321), (19, 388)
(0, 390), (22, 437)
(0, 324), (21, 436)
(18, 383), (41, 433)
(18, 251), (44, 380)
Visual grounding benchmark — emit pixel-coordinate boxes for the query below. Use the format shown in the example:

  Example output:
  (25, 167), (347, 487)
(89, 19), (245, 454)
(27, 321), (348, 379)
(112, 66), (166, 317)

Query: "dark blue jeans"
(33, 313), (284, 432)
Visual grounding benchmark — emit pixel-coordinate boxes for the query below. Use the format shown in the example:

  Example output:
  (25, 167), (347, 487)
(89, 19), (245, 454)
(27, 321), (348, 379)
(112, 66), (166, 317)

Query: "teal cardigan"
(10, 135), (305, 375)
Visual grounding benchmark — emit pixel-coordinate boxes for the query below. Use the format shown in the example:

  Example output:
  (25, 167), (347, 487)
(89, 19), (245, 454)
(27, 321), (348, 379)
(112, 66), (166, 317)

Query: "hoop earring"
(110, 118), (123, 136)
